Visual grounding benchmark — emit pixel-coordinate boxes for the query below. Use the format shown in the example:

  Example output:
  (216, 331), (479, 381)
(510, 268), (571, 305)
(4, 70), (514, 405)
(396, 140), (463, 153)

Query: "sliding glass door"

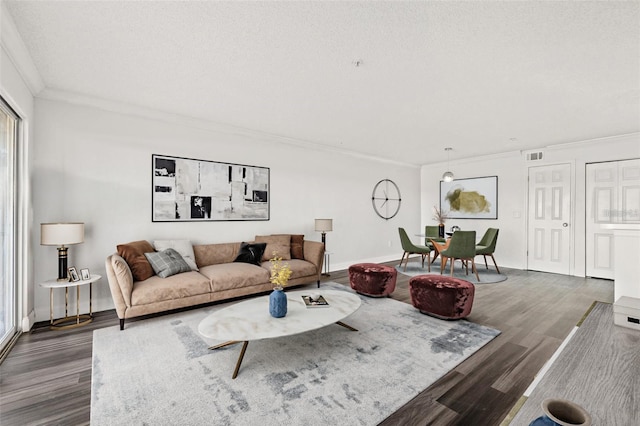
(0, 97), (19, 354)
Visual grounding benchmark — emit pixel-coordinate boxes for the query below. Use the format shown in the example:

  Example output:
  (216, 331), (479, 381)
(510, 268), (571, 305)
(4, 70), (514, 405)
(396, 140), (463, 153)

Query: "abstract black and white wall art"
(152, 154), (270, 221)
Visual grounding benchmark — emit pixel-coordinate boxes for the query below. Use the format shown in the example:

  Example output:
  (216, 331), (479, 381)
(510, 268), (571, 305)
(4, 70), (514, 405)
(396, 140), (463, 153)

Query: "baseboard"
(21, 309), (35, 332)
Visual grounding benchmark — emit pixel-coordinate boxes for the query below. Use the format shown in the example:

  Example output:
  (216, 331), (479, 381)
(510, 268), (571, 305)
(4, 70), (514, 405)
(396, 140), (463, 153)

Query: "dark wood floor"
(0, 260), (613, 426)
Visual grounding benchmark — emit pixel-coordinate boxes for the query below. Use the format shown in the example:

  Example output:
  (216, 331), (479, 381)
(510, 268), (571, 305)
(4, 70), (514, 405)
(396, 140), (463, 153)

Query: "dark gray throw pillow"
(233, 242), (267, 266)
(144, 248), (192, 278)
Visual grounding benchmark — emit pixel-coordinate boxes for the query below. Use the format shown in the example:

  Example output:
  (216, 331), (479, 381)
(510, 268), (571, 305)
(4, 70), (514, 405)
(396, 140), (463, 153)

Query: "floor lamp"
(41, 222), (85, 281)
(315, 219), (333, 276)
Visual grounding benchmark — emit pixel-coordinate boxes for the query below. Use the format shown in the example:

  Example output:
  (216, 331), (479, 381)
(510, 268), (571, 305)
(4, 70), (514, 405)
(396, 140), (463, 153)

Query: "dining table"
(428, 238), (451, 266)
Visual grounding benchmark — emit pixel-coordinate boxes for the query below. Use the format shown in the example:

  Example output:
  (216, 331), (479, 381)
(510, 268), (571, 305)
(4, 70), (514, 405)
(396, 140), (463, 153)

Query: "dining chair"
(475, 228), (500, 274)
(424, 225), (441, 247)
(398, 228), (431, 272)
(439, 230), (479, 281)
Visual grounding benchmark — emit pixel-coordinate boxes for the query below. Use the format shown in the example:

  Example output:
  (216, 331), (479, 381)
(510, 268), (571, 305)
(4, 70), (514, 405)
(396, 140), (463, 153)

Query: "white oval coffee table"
(198, 289), (361, 379)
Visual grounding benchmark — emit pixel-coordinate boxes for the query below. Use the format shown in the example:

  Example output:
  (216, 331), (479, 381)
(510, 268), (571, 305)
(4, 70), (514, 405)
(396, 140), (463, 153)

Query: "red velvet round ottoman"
(348, 263), (397, 297)
(409, 275), (475, 319)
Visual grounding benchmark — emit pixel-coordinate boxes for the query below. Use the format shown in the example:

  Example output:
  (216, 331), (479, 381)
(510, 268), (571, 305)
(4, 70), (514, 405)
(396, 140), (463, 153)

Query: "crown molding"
(421, 149), (522, 168)
(1, 2), (45, 95)
(37, 87), (419, 169)
(544, 132), (640, 151)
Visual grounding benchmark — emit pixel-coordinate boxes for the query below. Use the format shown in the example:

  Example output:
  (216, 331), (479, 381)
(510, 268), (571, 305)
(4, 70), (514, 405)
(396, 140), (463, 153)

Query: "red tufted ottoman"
(409, 275), (475, 319)
(348, 263), (397, 297)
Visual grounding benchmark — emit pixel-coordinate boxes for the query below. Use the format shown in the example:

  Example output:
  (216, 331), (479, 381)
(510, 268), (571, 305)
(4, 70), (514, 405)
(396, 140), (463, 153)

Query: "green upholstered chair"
(398, 228), (431, 272)
(424, 225), (442, 246)
(425, 225), (446, 263)
(440, 230), (479, 281)
(475, 228), (500, 274)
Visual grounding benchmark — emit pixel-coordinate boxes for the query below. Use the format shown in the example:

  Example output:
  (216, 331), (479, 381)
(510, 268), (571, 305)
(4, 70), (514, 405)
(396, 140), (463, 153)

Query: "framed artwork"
(440, 176), (498, 219)
(68, 266), (80, 282)
(152, 154), (270, 222)
(80, 268), (91, 280)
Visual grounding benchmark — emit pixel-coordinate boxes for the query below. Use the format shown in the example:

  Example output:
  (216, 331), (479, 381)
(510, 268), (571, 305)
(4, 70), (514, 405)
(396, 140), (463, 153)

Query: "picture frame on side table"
(80, 268), (91, 280)
(68, 266), (80, 282)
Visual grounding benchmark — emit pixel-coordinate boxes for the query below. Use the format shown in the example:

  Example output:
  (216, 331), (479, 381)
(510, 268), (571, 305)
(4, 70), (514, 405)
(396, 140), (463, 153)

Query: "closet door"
(586, 159), (640, 279)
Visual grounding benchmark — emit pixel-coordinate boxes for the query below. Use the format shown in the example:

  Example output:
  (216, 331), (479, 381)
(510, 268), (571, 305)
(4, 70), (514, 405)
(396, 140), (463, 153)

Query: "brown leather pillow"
(290, 234), (304, 259)
(116, 240), (155, 281)
(273, 234), (305, 259)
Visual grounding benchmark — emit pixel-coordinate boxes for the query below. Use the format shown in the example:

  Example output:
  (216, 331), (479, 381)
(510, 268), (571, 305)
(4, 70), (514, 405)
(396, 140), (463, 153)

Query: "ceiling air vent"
(527, 152), (544, 161)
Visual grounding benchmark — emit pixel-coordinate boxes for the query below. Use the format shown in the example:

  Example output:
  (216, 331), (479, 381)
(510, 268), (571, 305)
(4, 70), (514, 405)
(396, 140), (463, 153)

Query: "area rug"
(397, 258), (507, 284)
(91, 283), (500, 425)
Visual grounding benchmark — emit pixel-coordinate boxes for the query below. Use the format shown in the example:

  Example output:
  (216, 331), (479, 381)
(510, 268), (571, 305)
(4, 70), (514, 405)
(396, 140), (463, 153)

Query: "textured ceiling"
(4, 1), (640, 165)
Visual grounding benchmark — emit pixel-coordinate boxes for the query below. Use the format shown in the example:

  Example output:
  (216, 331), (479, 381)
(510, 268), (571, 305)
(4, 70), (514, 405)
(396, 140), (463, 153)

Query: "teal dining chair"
(475, 228), (500, 274)
(398, 228), (431, 272)
(439, 230), (479, 281)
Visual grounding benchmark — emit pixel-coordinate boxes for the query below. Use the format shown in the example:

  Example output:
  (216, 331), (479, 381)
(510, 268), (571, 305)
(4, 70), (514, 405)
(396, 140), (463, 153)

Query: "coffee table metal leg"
(208, 340), (250, 379)
(232, 341), (249, 379)
(336, 321), (358, 331)
(209, 340), (241, 350)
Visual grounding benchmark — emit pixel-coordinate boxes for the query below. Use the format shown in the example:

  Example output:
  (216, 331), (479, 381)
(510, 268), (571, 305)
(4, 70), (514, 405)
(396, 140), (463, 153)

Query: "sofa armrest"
(303, 240), (325, 276)
(105, 254), (134, 318)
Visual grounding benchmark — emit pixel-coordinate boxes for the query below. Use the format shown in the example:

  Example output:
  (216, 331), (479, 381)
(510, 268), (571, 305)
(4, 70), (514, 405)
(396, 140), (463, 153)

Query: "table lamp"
(314, 219), (333, 248)
(41, 222), (85, 281)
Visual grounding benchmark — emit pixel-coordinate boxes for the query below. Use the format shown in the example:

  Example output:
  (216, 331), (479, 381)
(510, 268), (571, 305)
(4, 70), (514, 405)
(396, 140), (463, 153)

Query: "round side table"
(39, 274), (102, 330)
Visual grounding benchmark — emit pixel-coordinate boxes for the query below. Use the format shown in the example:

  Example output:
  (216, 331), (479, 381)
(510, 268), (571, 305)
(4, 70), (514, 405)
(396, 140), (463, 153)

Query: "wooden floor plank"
(0, 261), (613, 425)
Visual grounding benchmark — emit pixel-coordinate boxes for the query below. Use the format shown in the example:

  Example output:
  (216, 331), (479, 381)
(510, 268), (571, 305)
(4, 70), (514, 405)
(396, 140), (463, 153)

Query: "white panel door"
(586, 159), (640, 278)
(527, 164), (572, 274)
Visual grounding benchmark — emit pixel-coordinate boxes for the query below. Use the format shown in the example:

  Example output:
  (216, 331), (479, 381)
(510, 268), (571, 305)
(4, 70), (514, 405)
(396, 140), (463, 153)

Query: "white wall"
(421, 150), (527, 270)
(32, 98), (421, 322)
(420, 133), (640, 274)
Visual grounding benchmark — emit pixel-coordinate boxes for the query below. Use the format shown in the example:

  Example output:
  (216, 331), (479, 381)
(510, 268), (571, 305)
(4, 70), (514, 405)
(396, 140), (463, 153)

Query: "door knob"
(562, 223), (569, 227)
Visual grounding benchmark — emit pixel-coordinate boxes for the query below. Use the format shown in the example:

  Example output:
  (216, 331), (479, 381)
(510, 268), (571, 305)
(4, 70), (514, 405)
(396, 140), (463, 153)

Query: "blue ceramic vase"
(529, 415), (559, 426)
(529, 399), (592, 426)
(269, 287), (287, 318)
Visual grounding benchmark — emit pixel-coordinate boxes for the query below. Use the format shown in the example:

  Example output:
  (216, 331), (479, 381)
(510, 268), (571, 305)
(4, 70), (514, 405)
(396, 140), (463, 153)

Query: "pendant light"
(442, 147), (454, 182)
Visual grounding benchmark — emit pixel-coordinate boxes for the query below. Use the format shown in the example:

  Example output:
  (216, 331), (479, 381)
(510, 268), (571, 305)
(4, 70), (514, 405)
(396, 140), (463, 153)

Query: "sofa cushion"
(261, 258), (317, 280)
(233, 242), (267, 266)
(193, 242), (241, 267)
(153, 240), (199, 271)
(255, 235), (291, 261)
(131, 271), (211, 306)
(145, 249), (192, 278)
(117, 240), (155, 281)
(199, 263), (270, 291)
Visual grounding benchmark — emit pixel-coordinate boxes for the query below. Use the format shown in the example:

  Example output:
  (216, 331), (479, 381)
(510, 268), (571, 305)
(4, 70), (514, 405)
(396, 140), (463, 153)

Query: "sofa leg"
(119, 318), (125, 330)
(317, 280), (320, 288)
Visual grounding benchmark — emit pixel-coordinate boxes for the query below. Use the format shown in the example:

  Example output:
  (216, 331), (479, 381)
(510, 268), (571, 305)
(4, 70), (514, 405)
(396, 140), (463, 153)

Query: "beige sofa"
(105, 238), (325, 330)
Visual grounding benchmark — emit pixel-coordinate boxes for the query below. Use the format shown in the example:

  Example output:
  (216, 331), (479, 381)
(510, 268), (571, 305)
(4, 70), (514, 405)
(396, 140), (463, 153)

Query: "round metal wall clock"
(371, 179), (402, 220)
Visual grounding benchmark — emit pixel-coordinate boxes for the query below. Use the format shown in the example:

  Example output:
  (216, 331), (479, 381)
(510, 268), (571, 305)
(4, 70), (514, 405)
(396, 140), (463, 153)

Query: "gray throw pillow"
(144, 248), (192, 278)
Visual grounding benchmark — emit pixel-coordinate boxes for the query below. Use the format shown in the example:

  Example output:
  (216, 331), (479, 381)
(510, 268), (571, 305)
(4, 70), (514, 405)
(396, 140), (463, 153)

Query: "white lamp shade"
(314, 219), (333, 232)
(41, 223), (85, 246)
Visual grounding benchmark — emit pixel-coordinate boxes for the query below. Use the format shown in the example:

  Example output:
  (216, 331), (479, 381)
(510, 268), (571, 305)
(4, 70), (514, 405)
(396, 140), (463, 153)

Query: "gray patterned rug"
(91, 283), (500, 425)
(397, 258), (507, 284)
